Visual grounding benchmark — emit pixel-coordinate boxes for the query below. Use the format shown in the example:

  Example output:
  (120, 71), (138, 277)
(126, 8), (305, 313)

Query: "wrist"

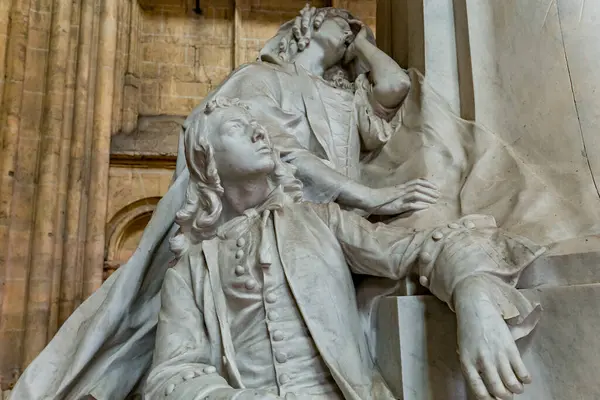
(338, 182), (373, 209)
(454, 276), (491, 311)
(353, 37), (374, 58)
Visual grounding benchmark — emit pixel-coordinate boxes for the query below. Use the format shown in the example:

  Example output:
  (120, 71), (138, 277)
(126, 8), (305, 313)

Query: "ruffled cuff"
(454, 274), (542, 341)
(426, 222), (546, 340)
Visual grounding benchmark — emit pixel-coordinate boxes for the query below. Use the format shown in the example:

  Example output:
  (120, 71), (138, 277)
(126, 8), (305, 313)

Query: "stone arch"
(104, 197), (162, 280)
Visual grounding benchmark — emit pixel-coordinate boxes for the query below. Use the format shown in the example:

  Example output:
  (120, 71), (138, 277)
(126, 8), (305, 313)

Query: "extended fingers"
(462, 360), (492, 400)
(402, 178), (439, 191)
(481, 358), (513, 400)
(398, 201), (431, 213)
(509, 346), (532, 384)
(498, 353), (524, 394)
(403, 191), (439, 204)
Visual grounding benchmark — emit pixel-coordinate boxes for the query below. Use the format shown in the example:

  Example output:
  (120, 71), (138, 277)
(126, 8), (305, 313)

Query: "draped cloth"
(362, 70), (600, 245)
(10, 67), (600, 400)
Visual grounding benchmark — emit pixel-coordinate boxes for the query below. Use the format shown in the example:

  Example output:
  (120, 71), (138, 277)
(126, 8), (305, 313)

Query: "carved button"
(448, 223), (460, 229)
(279, 374), (291, 384)
(464, 221), (476, 229)
(235, 265), (245, 276)
(236, 237), (246, 247)
(235, 249), (244, 259)
(273, 330), (285, 341)
(420, 252), (432, 263)
(182, 371), (196, 380)
(275, 351), (288, 363)
(203, 366), (217, 374)
(165, 383), (175, 395)
(268, 311), (279, 321)
(432, 231), (444, 241)
(419, 276), (429, 287)
(266, 293), (277, 303)
(245, 279), (257, 290)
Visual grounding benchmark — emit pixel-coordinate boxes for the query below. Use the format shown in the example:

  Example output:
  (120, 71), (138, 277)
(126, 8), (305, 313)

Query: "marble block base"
(376, 284), (600, 399)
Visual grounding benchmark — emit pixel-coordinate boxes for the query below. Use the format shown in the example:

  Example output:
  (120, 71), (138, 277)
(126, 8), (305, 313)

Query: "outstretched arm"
(312, 202), (545, 399)
(256, 96), (438, 214)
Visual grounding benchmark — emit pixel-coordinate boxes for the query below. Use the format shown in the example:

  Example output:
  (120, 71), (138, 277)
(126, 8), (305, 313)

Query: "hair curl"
(260, 5), (374, 91)
(171, 97), (303, 257)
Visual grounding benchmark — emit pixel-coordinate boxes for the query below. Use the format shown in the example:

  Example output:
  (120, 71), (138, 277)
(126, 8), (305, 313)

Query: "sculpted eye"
(225, 122), (244, 132)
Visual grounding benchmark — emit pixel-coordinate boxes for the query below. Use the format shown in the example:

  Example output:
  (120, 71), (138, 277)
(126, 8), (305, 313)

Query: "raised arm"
(345, 24), (410, 112)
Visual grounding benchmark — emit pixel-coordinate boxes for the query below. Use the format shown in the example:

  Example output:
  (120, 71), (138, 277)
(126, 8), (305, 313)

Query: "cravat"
(216, 187), (286, 266)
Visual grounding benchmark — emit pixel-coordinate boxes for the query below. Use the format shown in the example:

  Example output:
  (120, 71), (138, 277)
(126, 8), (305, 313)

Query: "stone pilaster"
(47, 0), (82, 341)
(58, 0), (96, 327)
(22, 0), (76, 367)
(0, 0), (41, 387)
(83, 0), (119, 297)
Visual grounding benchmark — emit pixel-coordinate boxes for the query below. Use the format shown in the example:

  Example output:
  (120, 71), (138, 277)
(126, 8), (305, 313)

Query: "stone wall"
(136, 0), (378, 117)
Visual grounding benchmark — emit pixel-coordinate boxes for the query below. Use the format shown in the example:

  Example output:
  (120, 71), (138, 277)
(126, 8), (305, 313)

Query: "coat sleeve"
(354, 74), (402, 151)
(315, 202), (546, 340)
(144, 255), (240, 400)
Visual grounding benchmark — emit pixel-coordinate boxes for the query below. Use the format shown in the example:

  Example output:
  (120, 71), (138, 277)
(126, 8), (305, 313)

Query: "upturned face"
(311, 16), (354, 69)
(207, 106), (275, 181)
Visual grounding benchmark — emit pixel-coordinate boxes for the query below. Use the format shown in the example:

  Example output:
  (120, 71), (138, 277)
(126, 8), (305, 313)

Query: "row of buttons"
(419, 220), (476, 288)
(232, 230), (291, 390)
(231, 235), (282, 296)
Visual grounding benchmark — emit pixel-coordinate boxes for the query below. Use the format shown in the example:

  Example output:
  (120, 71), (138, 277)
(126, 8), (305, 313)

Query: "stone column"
(83, 0), (118, 297)
(22, 0), (75, 367)
(0, 0), (40, 386)
(47, 0), (82, 340)
(376, 0), (460, 114)
(59, 0), (96, 327)
(0, 1), (12, 112)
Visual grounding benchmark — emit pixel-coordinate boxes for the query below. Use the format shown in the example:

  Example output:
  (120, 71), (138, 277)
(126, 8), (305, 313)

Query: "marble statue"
(144, 96), (543, 400)
(181, 6), (438, 217)
(10, 5), (559, 400)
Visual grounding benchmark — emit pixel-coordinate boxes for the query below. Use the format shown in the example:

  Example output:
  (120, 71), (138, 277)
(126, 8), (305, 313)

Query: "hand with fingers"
(365, 179), (440, 216)
(454, 277), (531, 400)
(343, 19), (369, 64)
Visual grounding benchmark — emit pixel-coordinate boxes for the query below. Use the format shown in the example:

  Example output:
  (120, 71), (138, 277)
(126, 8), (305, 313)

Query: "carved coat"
(144, 200), (544, 400)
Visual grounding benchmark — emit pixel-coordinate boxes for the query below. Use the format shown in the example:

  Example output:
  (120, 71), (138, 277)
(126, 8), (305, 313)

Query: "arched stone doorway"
(104, 197), (162, 280)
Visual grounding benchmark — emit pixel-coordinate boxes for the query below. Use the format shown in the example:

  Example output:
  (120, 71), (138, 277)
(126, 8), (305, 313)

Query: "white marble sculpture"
(143, 97), (544, 400)
(10, 5), (561, 400)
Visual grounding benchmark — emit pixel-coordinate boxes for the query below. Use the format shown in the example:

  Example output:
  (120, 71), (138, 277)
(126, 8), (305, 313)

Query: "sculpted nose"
(252, 127), (266, 143)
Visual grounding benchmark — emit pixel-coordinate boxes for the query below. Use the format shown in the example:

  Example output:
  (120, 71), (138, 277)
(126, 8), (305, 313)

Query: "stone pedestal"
(376, 282), (600, 399)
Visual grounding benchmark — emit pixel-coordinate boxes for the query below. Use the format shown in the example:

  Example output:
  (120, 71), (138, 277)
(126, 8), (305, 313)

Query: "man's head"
(259, 5), (375, 75)
(173, 97), (302, 250)
(186, 97), (276, 183)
